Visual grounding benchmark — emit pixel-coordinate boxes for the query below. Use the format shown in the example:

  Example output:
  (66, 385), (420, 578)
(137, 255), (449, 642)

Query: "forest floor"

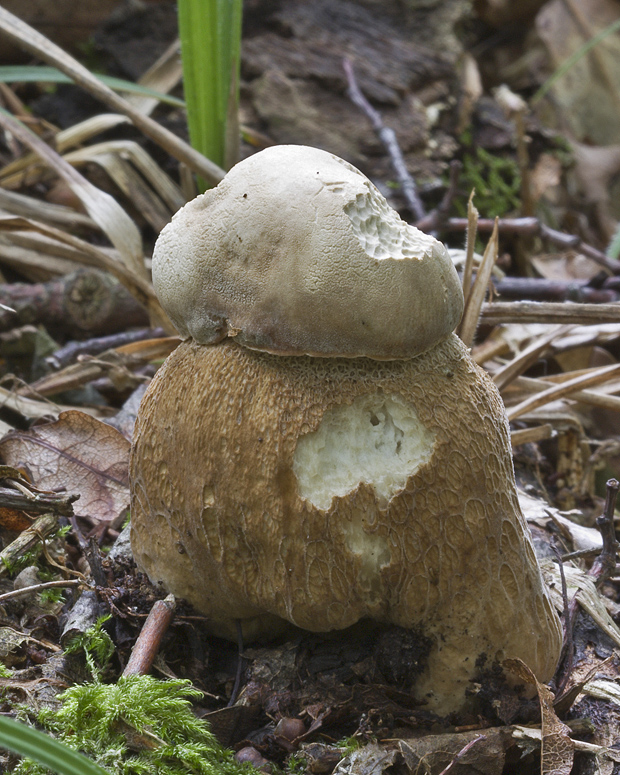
(0, 0), (619, 773)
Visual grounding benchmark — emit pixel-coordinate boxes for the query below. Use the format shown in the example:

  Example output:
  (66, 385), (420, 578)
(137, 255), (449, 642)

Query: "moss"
(454, 132), (521, 218)
(13, 675), (249, 775)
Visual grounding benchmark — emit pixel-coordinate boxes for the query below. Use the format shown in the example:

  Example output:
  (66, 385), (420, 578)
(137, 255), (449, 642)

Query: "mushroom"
(130, 145), (562, 714)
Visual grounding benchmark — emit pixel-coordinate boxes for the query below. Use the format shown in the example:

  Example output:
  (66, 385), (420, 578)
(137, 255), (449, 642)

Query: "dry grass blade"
(21, 336), (180, 398)
(492, 325), (574, 391)
(126, 39), (183, 116)
(546, 562), (620, 649)
(65, 140), (186, 214)
(0, 215), (174, 331)
(66, 149), (173, 233)
(510, 424), (553, 446)
(0, 114), (132, 186)
(0, 382), (105, 422)
(458, 217), (498, 347)
(0, 188), (96, 229)
(511, 375), (620, 413)
(482, 301), (620, 325)
(0, 108), (145, 278)
(0, 6), (225, 186)
(0, 231), (87, 281)
(461, 191), (478, 310)
(506, 363), (620, 421)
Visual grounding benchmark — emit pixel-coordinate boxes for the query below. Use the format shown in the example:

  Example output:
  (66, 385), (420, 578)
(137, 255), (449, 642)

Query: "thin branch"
(343, 58), (426, 221)
(589, 478), (620, 587)
(415, 215), (620, 274)
(123, 593), (176, 677)
(481, 301), (620, 325)
(0, 579), (82, 603)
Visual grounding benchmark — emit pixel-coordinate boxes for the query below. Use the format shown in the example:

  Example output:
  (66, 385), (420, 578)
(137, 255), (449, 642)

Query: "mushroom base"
(130, 335), (562, 714)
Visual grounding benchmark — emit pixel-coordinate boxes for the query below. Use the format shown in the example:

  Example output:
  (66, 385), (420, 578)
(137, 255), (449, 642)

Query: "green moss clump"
(13, 675), (249, 775)
(455, 134), (521, 218)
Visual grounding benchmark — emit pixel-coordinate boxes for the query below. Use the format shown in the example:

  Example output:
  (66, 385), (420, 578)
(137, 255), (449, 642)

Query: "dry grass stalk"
(460, 190), (478, 311)
(506, 363), (620, 421)
(492, 325), (574, 391)
(481, 301), (620, 325)
(458, 217), (499, 347)
(20, 336), (180, 398)
(511, 424), (553, 446)
(509, 375), (620, 413)
(0, 108), (145, 278)
(125, 39), (183, 116)
(0, 215), (173, 331)
(0, 5), (225, 186)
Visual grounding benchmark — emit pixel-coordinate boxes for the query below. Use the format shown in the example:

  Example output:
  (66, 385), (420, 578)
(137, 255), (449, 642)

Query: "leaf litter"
(0, 1), (620, 774)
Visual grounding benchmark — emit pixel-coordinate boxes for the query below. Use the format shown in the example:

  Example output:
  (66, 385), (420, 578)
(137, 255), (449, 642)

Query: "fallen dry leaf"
(399, 729), (506, 775)
(504, 658), (574, 775)
(0, 506), (31, 531)
(0, 410), (130, 523)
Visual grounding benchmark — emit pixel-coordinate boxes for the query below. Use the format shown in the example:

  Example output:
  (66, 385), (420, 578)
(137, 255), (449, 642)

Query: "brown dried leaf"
(0, 410), (129, 523)
(0, 507), (31, 531)
(504, 658), (574, 775)
(400, 729), (505, 775)
(531, 252), (602, 282)
(333, 743), (398, 775)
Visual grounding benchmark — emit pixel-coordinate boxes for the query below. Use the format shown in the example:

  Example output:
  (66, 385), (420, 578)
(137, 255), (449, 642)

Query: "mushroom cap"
(152, 145), (463, 359)
(130, 334), (562, 712)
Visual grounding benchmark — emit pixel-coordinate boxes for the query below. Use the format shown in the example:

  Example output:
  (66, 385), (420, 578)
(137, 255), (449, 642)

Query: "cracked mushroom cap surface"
(130, 334), (563, 713)
(152, 144), (463, 359)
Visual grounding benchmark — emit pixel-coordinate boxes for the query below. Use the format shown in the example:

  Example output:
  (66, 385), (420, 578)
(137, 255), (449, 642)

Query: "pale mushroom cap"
(152, 145), (464, 359)
(130, 334), (562, 713)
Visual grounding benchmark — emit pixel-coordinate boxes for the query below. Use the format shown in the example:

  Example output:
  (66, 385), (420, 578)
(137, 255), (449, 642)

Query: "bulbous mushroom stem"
(130, 333), (563, 714)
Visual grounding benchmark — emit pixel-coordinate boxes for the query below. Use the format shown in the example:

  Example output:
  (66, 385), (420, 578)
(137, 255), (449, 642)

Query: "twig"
(343, 58), (426, 221)
(0, 270), (149, 339)
(481, 301), (620, 325)
(0, 485), (78, 517)
(437, 735), (486, 775)
(47, 328), (166, 370)
(123, 593), (176, 677)
(415, 215), (620, 274)
(589, 478), (619, 587)
(512, 375), (620, 414)
(561, 548), (601, 562)
(0, 578), (82, 603)
(493, 276), (618, 304)
(0, 513), (58, 577)
(510, 424), (552, 447)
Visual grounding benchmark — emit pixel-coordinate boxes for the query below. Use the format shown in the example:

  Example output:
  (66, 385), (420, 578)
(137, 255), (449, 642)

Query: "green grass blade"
(0, 714), (112, 775)
(0, 65), (185, 108)
(608, 222), (620, 260)
(178, 0), (243, 183)
(532, 17), (620, 104)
